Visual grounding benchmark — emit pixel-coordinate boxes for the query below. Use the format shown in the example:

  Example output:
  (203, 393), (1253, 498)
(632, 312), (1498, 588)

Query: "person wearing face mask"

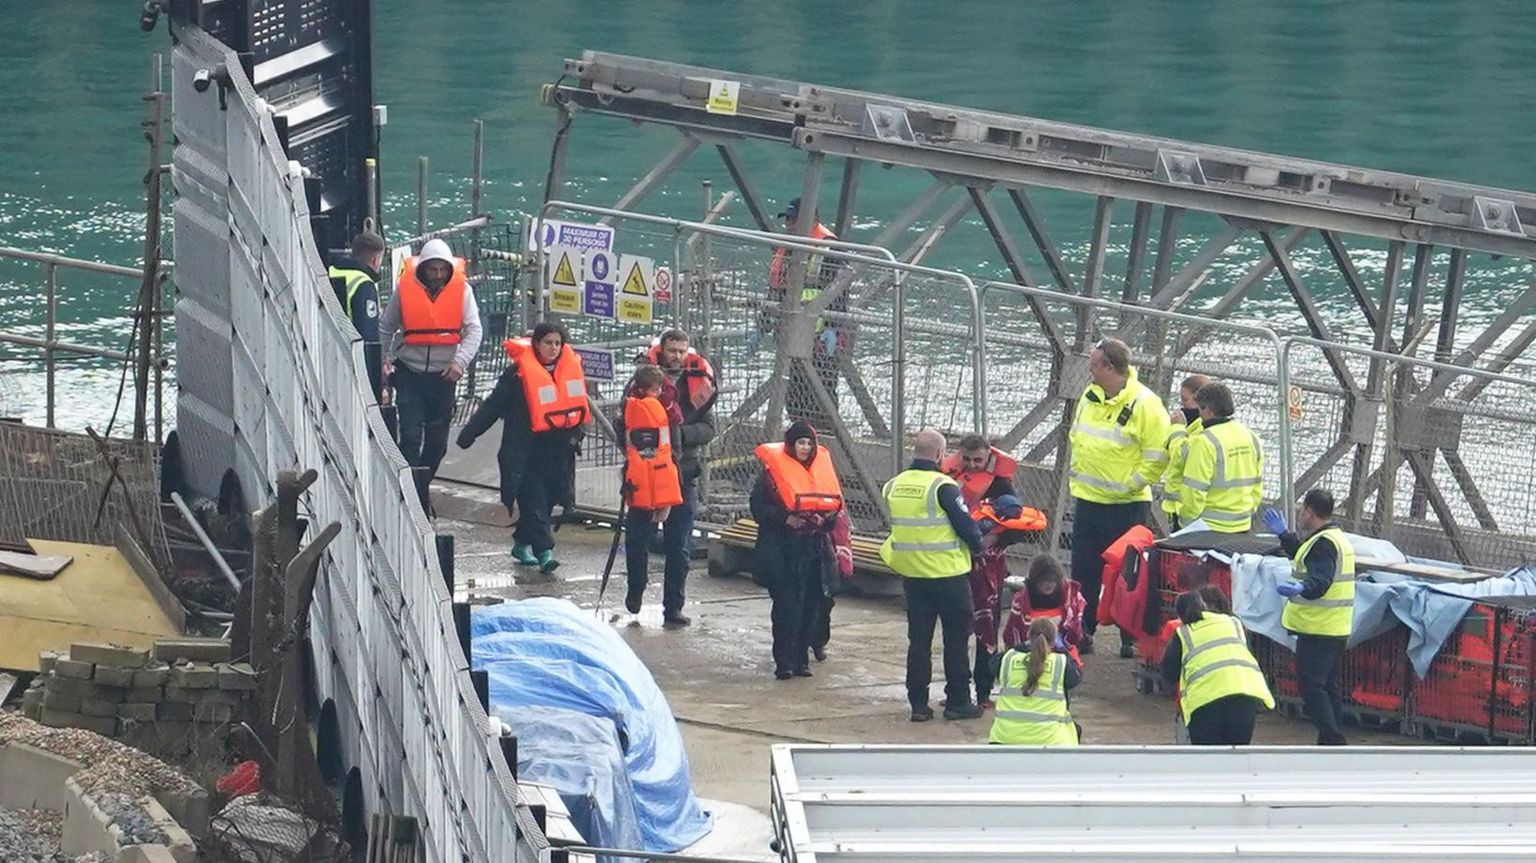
(380, 238), (484, 512)
(751, 421), (846, 680)
(455, 322), (588, 572)
(1160, 374), (1210, 532)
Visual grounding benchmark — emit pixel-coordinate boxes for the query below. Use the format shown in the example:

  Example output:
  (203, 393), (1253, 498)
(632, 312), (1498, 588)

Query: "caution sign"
(584, 249), (617, 320)
(618, 254), (655, 323)
(706, 79), (740, 116)
(547, 245), (582, 313)
(653, 266), (673, 303)
(1287, 384), (1304, 421)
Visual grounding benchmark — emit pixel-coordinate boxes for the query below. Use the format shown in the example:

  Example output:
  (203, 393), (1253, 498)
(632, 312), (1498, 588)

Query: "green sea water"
(5, 0), (1536, 427)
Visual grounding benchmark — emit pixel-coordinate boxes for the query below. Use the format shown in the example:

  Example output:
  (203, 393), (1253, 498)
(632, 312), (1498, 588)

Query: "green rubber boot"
(537, 549), (560, 573)
(511, 543), (537, 565)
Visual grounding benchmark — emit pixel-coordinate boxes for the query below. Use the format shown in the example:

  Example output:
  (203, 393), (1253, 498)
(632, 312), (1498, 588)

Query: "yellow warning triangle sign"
(622, 261), (650, 297)
(551, 251), (578, 287)
(718, 83), (731, 97)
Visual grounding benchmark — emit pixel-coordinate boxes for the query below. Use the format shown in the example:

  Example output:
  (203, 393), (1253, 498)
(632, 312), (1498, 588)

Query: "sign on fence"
(617, 254), (655, 323)
(547, 245), (582, 313)
(654, 265), (673, 302)
(529, 219), (615, 253)
(1287, 384), (1304, 421)
(573, 346), (615, 381)
(583, 249), (617, 319)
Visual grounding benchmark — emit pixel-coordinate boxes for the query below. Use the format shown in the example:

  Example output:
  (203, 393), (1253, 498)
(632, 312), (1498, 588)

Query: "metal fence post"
(416, 155), (428, 239)
(44, 261), (56, 428)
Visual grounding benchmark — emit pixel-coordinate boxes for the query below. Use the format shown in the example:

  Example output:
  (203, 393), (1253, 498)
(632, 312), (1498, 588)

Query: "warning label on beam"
(706, 79), (740, 116)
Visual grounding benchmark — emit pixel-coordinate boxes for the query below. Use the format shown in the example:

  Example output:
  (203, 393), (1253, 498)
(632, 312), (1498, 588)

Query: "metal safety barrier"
(169, 22), (549, 863)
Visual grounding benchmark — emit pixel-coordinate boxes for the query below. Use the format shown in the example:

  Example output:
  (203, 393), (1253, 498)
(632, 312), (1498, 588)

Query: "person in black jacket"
(751, 421), (840, 680)
(455, 321), (583, 572)
(326, 231), (386, 400)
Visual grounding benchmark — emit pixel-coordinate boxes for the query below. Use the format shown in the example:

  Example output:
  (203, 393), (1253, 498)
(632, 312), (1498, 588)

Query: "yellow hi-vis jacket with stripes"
(1068, 367), (1171, 505)
(879, 470), (972, 578)
(1176, 612), (1275, 723)
(990, 651), (1078, 745)
(1160, 416), (1203, 517)
(328, 265), (374, 317)
(1180, 417), (1264, 533)
(1281, 527), (1356, 638)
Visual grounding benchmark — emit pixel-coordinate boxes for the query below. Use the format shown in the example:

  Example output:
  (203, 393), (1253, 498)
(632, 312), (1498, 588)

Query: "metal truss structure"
(542, 51), (1536, 561)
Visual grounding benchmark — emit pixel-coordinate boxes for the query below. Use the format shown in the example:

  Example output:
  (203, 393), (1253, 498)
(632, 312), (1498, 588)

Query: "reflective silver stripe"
(1182, 635), (1246, 664)
(994, 710), (1073, 723)
(1167, 429), (1188, 444)
(1291, 596), (1354, 608)
(1290, 570), (1357, 584)
(1182, 475), (1211, 491)
(889, 515), (949, 527)
(889, 539), (966, 552)
(1143, 449), (1168, 462)
(1163, 490), (1182, 502)
(924, 474), (947, 519)
(1211, 476), (1262, 489)
(565, 379), (584, 397)
(1074, 422), (1133, 446)
(537, 384), (557, 404)
(1200, 505), (1256, 518)
(1071, 472), (1131, 493)
(658, 427), (671, 446)
(1202, 429), (1226, 484)
(1184, 657), (1263, 686)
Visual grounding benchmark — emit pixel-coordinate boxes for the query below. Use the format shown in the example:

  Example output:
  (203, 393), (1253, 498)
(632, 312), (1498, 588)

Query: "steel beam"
(1263, 230), (1361, 395)
(601, 134), (700, 222)
(1404, 450), (1471, 566)
(765, 151), (826, 437)
(1440, 448), (1500, 531)
(1169, 227), (1309, 357)
(834, 158), (862, 238)
(1436, 248), (1468, 363)
(1146, 221), (1244, 309)
(970, 188), (1068, 356)
(1296, 436), (1355, 500)
(1458, 316), (1536, 401)
(1150, 207), (1183, 294)
(1417, 279), (1536, 404)
(1079, 196), (1114, 344)
(1008, 188), (1076, 293)
(1119, 201), (1153, 327)
(715, 143), (775, 232)
(799, 355), (889, 526)
(837, 352), (891, 439)
(998, 393), (1063, 452)
(900, 194), (973, 265)
(1321, 231), (1383, 332)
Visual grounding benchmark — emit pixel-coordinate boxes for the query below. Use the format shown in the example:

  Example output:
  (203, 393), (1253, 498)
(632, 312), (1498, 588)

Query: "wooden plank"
(0, 549), (72, 579)
(1357, 556), (1498, 583)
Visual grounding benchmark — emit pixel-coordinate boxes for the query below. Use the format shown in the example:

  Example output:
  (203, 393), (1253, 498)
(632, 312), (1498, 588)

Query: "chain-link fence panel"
(1283, 337), (1536, 570)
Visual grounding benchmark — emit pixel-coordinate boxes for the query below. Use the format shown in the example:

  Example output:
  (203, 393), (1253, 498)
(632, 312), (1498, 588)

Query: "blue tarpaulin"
(471, 598), (712, 852)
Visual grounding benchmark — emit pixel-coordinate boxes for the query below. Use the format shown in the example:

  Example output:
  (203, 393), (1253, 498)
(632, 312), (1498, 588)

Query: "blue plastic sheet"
(472, 598), (712, 852)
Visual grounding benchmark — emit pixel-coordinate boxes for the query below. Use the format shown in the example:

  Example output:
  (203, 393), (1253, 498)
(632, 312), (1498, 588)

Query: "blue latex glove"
(1276, 581), (1304, 598)
(818, 327), (838, 357)
(1262, 507), (1287, 535)
(1053, 633), (1067, 651)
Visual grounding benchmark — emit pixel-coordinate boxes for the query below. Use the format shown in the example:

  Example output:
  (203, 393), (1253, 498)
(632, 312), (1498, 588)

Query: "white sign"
(653, 265), (673, 303)
(389, 245), (412, 296)
(529, 219), (614, 253)
(546, 245), (582, 314)
(617, 254), (655, 324)
(706, 79), (741, 116)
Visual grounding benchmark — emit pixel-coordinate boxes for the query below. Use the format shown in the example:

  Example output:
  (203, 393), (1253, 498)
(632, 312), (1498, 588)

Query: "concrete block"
(38, 650), (59, 674)
(53, 658), (95, 680)
(46, 677), (104, 700)
(170, 663), (218, 689)
(140, 795), (198, 862)
(42, 690), (82, 714)
(70, 642), (149, 669)
(120, 846), (179, 863)
(79, 698), (121, 718)
(132, 660), (171, 688)
(41, 708), (116, 737)
(161, 685), (202, 703)
(215, 662), (258, 691)
(118, 702), (158, 721)
(157, 701), (194, 721)
(125, 686), (164, 703)
(0, 741), (83, 811)
(192, 701), (232, 722)
(21, 687), (42, 720)
(92, 664), (136, 687)
(152, 638), (231, 664)
(61, 776), (117, 859)
(155, 785), (211, 841)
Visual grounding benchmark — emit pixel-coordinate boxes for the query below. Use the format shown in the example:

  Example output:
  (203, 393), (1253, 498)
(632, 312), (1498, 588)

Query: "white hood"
(415, 238), (455, 281)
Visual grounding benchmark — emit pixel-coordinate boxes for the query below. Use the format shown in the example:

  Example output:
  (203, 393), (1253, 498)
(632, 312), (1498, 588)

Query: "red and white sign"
(653, 266), (674, 302)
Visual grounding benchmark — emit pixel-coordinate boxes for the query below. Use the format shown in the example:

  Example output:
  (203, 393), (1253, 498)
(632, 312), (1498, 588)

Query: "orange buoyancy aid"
(972, 501), (1048, 534)
(623, 395), (683, 510)
(769, 222), (837, 288)
(398, 256), (468, 345)
(942, 447), (1020, 508)
(503, 338), (590, 432)
(754, 442), (844, 514)
(644, 341), (718, 411)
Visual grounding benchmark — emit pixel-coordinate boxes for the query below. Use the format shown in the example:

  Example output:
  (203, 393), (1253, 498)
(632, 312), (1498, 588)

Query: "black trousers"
(1070, 498), (1148, 636)
(904, 575), (974, 709)
(769, 553), (828, 673)
(1187, 694), (1262, 745)
(393, 365), (456, 494)
(1295, 634), (1348, 743)
(624, 481), (696, 615)
(813, 597), (833, 651)
(974, 650), (998, 703)
(512, 458), (558, 554)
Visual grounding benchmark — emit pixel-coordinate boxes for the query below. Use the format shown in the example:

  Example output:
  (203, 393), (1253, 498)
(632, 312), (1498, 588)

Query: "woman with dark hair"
(1161, 589), (1274, 745)
(456, 321), (588, 572)
(989, 616), (1082, 745)
(1001, 556), (1087, 656)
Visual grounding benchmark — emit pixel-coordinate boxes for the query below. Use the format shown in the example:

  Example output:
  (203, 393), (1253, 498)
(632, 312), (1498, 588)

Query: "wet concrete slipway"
(433, 483), (1403, 856)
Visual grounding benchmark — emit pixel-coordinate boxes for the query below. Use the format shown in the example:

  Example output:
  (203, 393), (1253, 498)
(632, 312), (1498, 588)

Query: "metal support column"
(716, 143), (775, 232)
(603, 134), (701, 222)
(833, 158), (861, 238)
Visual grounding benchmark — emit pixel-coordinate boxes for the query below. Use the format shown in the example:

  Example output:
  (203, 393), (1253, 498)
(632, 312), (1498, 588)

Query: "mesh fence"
(1284, 338), (1536, 570)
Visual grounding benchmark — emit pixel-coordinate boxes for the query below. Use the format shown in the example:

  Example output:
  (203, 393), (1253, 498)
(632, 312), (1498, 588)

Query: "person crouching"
(751, 421), (845, 680)
(989, 616), (1082, 745)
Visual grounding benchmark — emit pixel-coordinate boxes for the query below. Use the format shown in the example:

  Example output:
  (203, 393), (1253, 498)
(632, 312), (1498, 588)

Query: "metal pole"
(416, 156), (428, 238)
(154, 272), (164, 445)
(44, 262), (56, 428)
(892, 272), (905, 476)
(135, 52), (165, 443)
(470, 120), (484, 219)
(364, 158), (379, 231)
(170, 491), (242, 593)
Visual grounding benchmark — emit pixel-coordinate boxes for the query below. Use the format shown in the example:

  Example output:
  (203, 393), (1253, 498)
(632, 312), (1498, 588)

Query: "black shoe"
(1319, 733), (1348, 746)
(1079, 634), (1096, 655)
(1119, 643), (1136, 659)
(663, 612), (692, 627)
(944, 703), (983, 720)
(775, 669), (793, 681)
(624, 586), (643, 615)
(793, 666), (813, 678)
(813, 645), (828, 662)
(910, 706), (934, 722)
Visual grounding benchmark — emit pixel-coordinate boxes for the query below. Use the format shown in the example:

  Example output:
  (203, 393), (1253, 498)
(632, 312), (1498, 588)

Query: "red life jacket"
(972, 501), (1048, 534)
(623, 395), (683, 510)
(503, 339), (590, 432)
(754, 442), (843, 514)
(769, 222), (837, 288)
(644, 341), (718, 412)
(397, 256), (467, 345)
(1099, 524), (1156, 631)
(942, 447), (1020, 509)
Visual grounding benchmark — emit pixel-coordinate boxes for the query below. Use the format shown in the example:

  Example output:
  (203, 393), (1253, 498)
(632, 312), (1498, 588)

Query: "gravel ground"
(0, 806), (110, 863)
(0, 711), (200, 800)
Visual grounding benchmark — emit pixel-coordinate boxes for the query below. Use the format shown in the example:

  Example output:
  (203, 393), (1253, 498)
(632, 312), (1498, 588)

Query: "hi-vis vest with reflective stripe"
(1161, 417), (1203, 516)
(1176, 613), (1275, 723)
(503, 339), (589, 433)
(1068, 369), (1168, 505)
(623, 396), (683, 510)
(755, 442), (844, 514)
(327, 266), (373, 317)
(990, 651), (1077, 745)
(397, 256), (467, 345)
(1281, 526), (1356, 638)
(880, 470), (971, 578)
(1180, 419), (1264, 532)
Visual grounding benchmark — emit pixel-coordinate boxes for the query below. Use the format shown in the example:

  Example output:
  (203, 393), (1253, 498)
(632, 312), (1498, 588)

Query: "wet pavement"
(436, 482), (1405, 818)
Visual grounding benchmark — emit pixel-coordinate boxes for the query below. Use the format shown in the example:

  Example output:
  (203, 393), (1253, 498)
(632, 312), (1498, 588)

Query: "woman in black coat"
(456, 321), (584, 572)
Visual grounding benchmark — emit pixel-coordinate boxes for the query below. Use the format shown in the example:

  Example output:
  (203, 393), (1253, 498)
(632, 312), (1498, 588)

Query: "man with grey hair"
(880, 428), (985, 722)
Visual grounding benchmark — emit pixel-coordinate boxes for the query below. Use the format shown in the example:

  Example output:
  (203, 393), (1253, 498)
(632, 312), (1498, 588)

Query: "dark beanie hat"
(784, 420), (817, 448)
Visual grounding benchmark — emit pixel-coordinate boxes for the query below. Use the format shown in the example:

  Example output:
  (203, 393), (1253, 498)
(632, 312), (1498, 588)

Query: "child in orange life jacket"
(621, 365), (686, 619)
(967, 494), (1048, 708)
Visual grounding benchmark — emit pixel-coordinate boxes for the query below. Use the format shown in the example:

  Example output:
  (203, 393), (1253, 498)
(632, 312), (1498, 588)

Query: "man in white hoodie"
(379, 238), (483, 511)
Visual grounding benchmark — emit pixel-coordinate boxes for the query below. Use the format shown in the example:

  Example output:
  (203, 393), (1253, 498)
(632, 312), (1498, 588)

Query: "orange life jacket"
(942, 447), (1020, 508)
(623, 395), (683, 510)
(972, 501), (1048, 534)
(503, 339), (590, 432)
(397, 256), (468, 345)
(644, 341), (718, 411)
(754, 441), (844, 514)
(769, 222), (837, 288)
